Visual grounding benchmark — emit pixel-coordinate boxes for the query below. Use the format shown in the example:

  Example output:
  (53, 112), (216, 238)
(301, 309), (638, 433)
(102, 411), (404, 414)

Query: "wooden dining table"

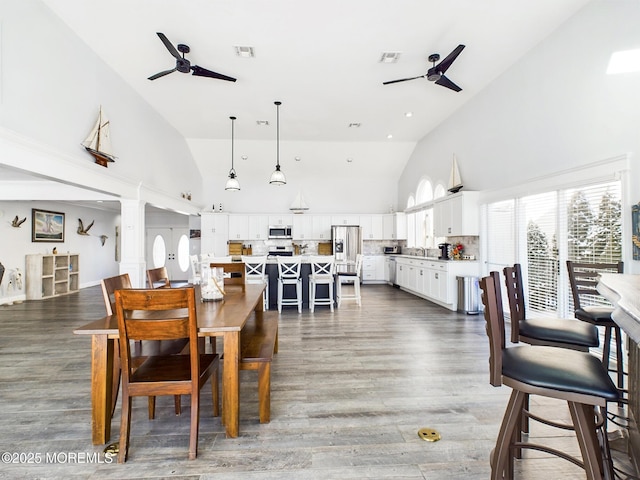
(73, 283), (266, 445)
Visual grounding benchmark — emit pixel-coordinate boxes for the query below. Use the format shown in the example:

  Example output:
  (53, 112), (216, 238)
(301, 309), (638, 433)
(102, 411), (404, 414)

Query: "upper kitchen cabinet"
(312, 215), (332, 240)
(268, 214), (293, 226)
(248, 215), (269, 241)
(434, 192), (479, 237)
(360, 215), (384, 240)
(292, 215), (314, 240)
(228, 214), (249, 240)
(384, 213), (406, 240)
(331, 215), (360, 226)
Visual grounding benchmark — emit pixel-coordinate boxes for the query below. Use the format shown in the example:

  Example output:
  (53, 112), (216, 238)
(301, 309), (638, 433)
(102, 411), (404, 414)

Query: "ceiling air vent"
(379, 52), (401, 63)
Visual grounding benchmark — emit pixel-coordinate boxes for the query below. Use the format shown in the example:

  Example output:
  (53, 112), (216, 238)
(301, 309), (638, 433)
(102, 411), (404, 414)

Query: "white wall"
(187, 139), (415, 214)
(0, 201), (120, 303)
(0, 0), (203, 205)
(398, 1), (640, 270)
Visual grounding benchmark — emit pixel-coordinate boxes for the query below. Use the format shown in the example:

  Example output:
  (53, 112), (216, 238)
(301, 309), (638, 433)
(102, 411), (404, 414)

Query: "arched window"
(407, 195), (415, 208)
(416, 178), (433, 204)
(434, 183), (446, 199)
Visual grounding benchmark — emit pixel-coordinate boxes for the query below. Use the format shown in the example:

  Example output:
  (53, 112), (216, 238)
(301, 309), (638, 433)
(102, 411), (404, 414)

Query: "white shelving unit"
(26, 253), (79, 300)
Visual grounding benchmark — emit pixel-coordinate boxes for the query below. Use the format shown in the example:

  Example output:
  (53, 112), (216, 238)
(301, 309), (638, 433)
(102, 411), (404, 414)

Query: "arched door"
(146, 228), (190, 281)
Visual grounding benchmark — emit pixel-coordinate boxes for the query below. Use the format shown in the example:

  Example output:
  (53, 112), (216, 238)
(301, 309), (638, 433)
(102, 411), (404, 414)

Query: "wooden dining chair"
(210, 262), (246, 291)
(146, 266), (171, 288)
(480, 273), (618, 479)
(113, 287), (220, 462)
(100, 273), (186, 417)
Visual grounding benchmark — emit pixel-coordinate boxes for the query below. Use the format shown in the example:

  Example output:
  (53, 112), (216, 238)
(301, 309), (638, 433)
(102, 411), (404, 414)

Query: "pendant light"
(269, 101), (286, 185)
(225, 116), (240, 191)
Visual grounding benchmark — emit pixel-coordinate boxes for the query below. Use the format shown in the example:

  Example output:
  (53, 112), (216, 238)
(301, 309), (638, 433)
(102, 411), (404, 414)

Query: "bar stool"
(308, 255), (335, 313)
(242, 255), (269, 310)
(480, 273), (619, 480)
(336, 254), (363, 307)
(277, 256), (302, 313)
(567, 260), (625, 396)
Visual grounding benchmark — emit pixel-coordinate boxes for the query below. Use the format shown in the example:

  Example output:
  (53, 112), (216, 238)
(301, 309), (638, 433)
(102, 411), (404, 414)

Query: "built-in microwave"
(268, 225), (293, 239)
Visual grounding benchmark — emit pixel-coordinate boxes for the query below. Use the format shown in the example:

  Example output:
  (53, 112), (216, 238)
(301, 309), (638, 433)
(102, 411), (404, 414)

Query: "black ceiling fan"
(148, 32), (237, 82)
(383, 44), (465, 92)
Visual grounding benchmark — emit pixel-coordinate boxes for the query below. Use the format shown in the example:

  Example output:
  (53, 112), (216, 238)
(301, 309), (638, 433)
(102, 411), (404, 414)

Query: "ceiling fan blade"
(191, 65), (237, 82)
(383, 75), (425, 85)
(436, 44), (465, 74)
(435, 75), (462, 92)
(148, 67), (177, 81)
(156, 32), (182, 60)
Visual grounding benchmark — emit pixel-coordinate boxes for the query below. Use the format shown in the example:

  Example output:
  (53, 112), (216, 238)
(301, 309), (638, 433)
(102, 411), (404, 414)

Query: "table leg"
(222, 331), (240, 438)
(91, 334), (114, 445)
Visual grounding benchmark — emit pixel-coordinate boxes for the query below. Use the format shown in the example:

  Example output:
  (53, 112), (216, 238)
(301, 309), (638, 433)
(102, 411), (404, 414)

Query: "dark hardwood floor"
(0, 284), (632, 479)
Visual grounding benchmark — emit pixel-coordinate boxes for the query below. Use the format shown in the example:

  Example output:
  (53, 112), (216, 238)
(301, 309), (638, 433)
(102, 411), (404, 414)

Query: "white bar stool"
(308, 255), (335, 313)
(277, 256), (302, 313)
(336, 254), (363, 307)
(242, 255), (269, 310)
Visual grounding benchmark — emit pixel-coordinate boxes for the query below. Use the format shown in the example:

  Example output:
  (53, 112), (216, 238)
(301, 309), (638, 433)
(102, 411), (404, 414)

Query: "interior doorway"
(146, 228), (190, 282)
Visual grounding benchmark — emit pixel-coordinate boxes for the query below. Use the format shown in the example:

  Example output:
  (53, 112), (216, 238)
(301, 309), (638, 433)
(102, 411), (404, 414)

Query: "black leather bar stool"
(480, 273), (619, 479)
(567, 260), (625, 396)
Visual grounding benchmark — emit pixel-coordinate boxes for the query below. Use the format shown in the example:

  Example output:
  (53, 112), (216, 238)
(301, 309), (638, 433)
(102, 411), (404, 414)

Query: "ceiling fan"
(148, 32), (237, 82)
(383, 44), (465, 92)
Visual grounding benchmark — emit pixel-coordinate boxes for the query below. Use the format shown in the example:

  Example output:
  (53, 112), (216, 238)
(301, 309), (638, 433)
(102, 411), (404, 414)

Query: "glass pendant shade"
(269, 164), (286, 185)
(225, 116), (240, 191)
(270, 101), (286, 185)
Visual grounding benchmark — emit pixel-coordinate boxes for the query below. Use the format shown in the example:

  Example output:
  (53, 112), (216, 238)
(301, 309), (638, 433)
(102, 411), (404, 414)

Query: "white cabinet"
(26, 253), (79, 300)
(268, 214), (293, 226)
(383, 213), (406, 240)
(292, 215), (314, 240)
(362, 255), (385, 283)
(434, 192), (479, 237)
(331, 215), (359, 226)
(248, 215), (269, 240)
(360, 215), (384, 240)
(228, 214), (249, 240)
(313, 215), (332, 240)
(201, 213), (229, 257)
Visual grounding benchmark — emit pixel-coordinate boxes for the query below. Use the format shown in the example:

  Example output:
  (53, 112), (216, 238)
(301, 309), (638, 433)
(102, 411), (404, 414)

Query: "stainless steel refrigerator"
(331, 225), (362, 272)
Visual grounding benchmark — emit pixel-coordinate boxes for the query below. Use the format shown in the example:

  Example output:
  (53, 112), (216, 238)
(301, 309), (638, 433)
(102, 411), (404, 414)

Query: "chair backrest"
(209, 262), (245, 290)
(241, 255), (267, 280)
(479, 273), (506, 388)
(113, 287), (200, 392)
(190, 255), (201, 281)
(566, 260), (624, 309)
(277, 256), (302, 279)
(310, 255), (335, 277)
(147, 266), (171, 289)
(100, 273), (132, 316)
(503, 264), (526, 343)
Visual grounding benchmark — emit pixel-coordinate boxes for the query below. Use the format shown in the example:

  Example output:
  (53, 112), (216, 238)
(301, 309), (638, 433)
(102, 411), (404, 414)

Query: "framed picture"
(633, 203), (640, 260)
(32, 208), (65, 242)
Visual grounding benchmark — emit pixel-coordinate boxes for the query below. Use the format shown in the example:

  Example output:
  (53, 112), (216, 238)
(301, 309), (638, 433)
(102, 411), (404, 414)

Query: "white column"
(119, 199), (146, 287)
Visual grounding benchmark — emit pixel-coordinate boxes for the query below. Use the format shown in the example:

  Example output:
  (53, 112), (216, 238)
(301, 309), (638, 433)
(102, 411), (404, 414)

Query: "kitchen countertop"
(387, 254), (477, 262)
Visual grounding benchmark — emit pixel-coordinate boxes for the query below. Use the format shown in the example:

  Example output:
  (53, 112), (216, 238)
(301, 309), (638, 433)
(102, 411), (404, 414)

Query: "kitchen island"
(598, 273), (640, 474)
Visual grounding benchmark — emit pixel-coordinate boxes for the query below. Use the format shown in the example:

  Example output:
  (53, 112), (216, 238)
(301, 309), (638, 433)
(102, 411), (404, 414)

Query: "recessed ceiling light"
(348, 122), (361, 128)
(234, 46), (255, 58)
(295, 156), (301, 161)
(256, 120), (269, 126)
(241, 155), (248, 161)
(387, 134), (393, 139)
(405, 112), (413, 118)
(380, 52), (401, 63)
(346, 158), (353, 163)
(607, 48), (640, 74)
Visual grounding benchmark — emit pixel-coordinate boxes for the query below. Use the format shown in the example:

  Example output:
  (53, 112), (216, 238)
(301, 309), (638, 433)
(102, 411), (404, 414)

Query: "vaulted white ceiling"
(42, 0), (590, 143)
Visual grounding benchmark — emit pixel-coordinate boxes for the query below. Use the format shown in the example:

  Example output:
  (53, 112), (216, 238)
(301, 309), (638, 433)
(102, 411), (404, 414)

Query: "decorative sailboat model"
(289, 191), (309, 214)
(447, 155), (463, 193)
(82, 106), (116, 167)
